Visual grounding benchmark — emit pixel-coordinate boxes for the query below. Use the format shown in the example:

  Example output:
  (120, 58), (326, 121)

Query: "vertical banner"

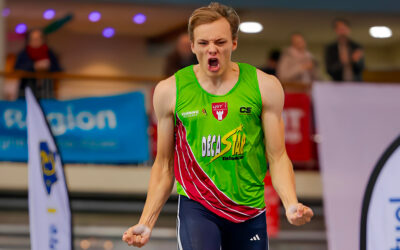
(312, 82), (400, 250)
(26, 88), (72, 250)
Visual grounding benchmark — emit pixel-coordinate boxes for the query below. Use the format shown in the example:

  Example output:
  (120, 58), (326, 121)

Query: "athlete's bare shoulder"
(256, 69), (284, 112)
(153, 75), (176, 117)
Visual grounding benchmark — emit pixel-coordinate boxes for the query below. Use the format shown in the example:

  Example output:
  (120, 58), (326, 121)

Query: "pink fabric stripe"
(174, 144), (190, 199)
(174, 117), (264, 222)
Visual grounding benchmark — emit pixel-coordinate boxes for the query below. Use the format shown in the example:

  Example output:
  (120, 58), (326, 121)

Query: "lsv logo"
(212, 102), (228, 121)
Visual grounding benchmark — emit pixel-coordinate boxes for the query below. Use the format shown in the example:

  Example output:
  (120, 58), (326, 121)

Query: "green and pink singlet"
(174, 63), (267, 223)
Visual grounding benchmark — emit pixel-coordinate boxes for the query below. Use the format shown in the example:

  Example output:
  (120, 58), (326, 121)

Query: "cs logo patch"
(239, 107), (252, 114)
(40, 142), (58, 195)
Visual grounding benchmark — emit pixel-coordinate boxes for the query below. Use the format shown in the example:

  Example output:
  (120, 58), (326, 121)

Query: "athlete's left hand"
(286, 203), (314, 226)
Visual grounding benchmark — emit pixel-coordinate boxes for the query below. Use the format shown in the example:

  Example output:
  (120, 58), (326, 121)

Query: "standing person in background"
(14, 28), (62, 99)
(260, 49), (281, 76)
(277, 33), (318, 84)
(324, 18), (365, 82)
(164, 33), (198, 76)
(123, 2), (313, 249)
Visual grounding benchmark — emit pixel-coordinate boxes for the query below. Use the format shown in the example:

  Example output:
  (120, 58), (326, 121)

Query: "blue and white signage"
(0, 92), (149, 163)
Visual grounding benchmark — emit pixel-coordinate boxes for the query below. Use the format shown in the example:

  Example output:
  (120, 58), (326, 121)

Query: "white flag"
(26, 87), (72, 250)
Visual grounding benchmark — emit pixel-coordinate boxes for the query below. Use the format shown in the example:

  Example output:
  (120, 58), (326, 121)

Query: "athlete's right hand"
(122, 224), (151, 248)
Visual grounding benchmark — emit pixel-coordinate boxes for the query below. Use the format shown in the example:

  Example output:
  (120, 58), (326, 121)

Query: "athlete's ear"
(232, 38), (238, 51)
(191, 40), (195, 53)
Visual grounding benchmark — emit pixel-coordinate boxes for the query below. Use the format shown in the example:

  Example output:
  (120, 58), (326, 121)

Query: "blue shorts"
(177, 195), (269, 250)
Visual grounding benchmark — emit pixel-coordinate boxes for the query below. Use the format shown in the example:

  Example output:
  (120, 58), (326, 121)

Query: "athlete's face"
(191, 18), (237, 77)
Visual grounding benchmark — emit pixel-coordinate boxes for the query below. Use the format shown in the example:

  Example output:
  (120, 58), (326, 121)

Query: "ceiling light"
(15, 23), (27, 34)
(102, 27), (115, 38)
(43, 9), (55, 20)
(239, 22), (263, 34)
(133, 13), (146, 24)
(89, 11), (101, 22)
(369, 26), (392, 39)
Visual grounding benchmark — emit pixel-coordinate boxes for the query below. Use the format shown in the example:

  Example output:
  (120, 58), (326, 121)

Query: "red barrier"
(283, 93), (314, 163)
(264, 172), (280, 237)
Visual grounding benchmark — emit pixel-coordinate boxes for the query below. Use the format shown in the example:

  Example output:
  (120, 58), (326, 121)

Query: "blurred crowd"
(4, 18), (365, 100)
(262, 18), (364, 84)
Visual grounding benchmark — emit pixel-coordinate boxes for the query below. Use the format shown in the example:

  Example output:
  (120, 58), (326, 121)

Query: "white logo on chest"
(216, 110), (224, 121)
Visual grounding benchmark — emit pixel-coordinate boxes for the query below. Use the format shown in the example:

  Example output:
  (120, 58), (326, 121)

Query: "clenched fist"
(122, 224), (151, 248)
(286, 203), (314, 226)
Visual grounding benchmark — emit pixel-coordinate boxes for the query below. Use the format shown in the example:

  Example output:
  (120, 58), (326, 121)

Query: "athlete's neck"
(194, 62), (239, 95)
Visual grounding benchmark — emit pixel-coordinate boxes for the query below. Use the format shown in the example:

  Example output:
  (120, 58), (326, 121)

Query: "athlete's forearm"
(138, 159), (175, 230)
(269, 153), (298, 211)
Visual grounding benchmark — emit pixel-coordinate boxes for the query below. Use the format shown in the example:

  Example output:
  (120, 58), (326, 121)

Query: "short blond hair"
(188, 2), (240, 41)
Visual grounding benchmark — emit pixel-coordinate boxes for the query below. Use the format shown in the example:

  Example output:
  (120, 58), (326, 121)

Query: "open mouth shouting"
(208, 58), (220, 72)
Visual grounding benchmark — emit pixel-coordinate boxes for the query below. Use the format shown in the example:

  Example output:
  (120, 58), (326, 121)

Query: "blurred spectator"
(3, 54), (19, 100)
(260, 49), (281, 76)
(163, 33), (197, 76)
(325, 18), (365, 82)
(277, 33), (318, 84)
(14, 28), (62, 99)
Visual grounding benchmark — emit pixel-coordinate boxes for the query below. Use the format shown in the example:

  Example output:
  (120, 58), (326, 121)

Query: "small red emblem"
(212, 102), (228, 121)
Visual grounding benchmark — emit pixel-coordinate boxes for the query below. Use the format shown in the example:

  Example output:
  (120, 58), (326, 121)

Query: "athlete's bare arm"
(257, 69), (313, 226)
(122, 76), (176, 247)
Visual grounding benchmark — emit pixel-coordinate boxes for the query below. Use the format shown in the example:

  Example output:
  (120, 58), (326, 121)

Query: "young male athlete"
(123, 3), (313, 249)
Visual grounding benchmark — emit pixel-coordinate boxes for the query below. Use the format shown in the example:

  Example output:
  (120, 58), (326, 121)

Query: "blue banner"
(0, 92), (149, 164)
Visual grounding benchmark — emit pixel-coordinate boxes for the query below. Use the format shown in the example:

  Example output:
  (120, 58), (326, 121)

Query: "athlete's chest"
(177, 96), (260, 125)
(175, 95), (263, 165)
